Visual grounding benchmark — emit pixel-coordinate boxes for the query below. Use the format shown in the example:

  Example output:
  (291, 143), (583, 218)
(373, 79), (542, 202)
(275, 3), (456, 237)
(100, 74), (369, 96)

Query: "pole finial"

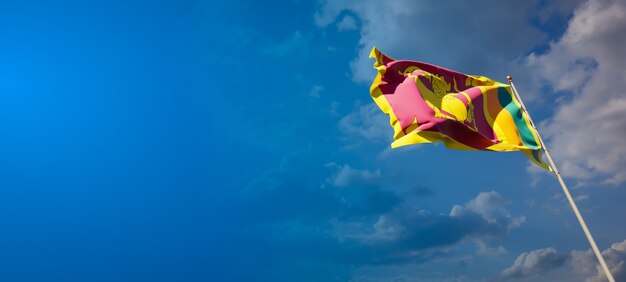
(506, 75), (513, 83)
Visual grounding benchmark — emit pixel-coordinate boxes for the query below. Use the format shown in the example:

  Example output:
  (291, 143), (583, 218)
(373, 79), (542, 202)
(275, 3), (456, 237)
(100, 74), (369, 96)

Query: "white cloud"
(500, 247), (567, 279)
(500, 239), (626, 281)
(457, 191), (508, 218)
(571, 240), (626, 282)
(336, 14), (357, 31)
(449, 191), (525, 254)
(326, 163), (382, 187)
(534, 1), (586, 24)
(450, 191), (524, 230)
(528, 0), (626, 184)
(338, 103), (391, 143)
(575, 194), (590, 202)
(336, 191), (524, 256)
(316, 0), (546, 83)
(309, 85), (323, 98)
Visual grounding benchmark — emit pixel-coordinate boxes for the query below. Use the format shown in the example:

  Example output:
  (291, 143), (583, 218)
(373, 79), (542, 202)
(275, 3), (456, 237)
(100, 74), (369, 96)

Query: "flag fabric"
(369, 47), (550, 170)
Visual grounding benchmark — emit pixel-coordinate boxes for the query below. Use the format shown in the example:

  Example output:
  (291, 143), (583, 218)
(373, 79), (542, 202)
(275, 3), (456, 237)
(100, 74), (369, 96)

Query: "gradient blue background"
(1, 1), (625, 281)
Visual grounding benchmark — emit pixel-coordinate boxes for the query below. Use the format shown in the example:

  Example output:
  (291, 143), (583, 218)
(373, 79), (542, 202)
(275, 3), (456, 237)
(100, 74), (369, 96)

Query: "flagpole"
(506, 76), (615, 282)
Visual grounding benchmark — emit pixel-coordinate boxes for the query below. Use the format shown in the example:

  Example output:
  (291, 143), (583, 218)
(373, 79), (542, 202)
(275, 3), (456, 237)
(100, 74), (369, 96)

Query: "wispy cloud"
(338, 103), (391, 145)
(336, 14), (357, 31)
(309, 85), (323, 98)
(528, 0), (626, 185)
(325, 162), (382, 187)
(315, 0), (546, 83)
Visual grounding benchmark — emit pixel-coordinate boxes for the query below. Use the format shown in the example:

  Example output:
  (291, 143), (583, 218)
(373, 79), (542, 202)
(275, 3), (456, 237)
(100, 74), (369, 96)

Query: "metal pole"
(507, 75), (615, 282)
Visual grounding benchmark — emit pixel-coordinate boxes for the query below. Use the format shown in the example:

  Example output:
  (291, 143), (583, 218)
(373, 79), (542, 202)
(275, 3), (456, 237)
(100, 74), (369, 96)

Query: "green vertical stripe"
(497, 87), (540, 150)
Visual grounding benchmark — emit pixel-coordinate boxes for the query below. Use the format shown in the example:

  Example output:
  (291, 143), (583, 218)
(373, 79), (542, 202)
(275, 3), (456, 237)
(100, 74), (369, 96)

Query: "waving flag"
(369, 47), (550, 170)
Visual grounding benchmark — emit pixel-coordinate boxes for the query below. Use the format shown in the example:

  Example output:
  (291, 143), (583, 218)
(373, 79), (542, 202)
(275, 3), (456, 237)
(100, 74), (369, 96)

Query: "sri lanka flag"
(369, 47), (550, 171)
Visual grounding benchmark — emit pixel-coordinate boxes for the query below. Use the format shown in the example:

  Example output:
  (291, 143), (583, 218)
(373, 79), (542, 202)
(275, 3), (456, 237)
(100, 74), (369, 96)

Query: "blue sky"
(1, 0), (626, 281)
